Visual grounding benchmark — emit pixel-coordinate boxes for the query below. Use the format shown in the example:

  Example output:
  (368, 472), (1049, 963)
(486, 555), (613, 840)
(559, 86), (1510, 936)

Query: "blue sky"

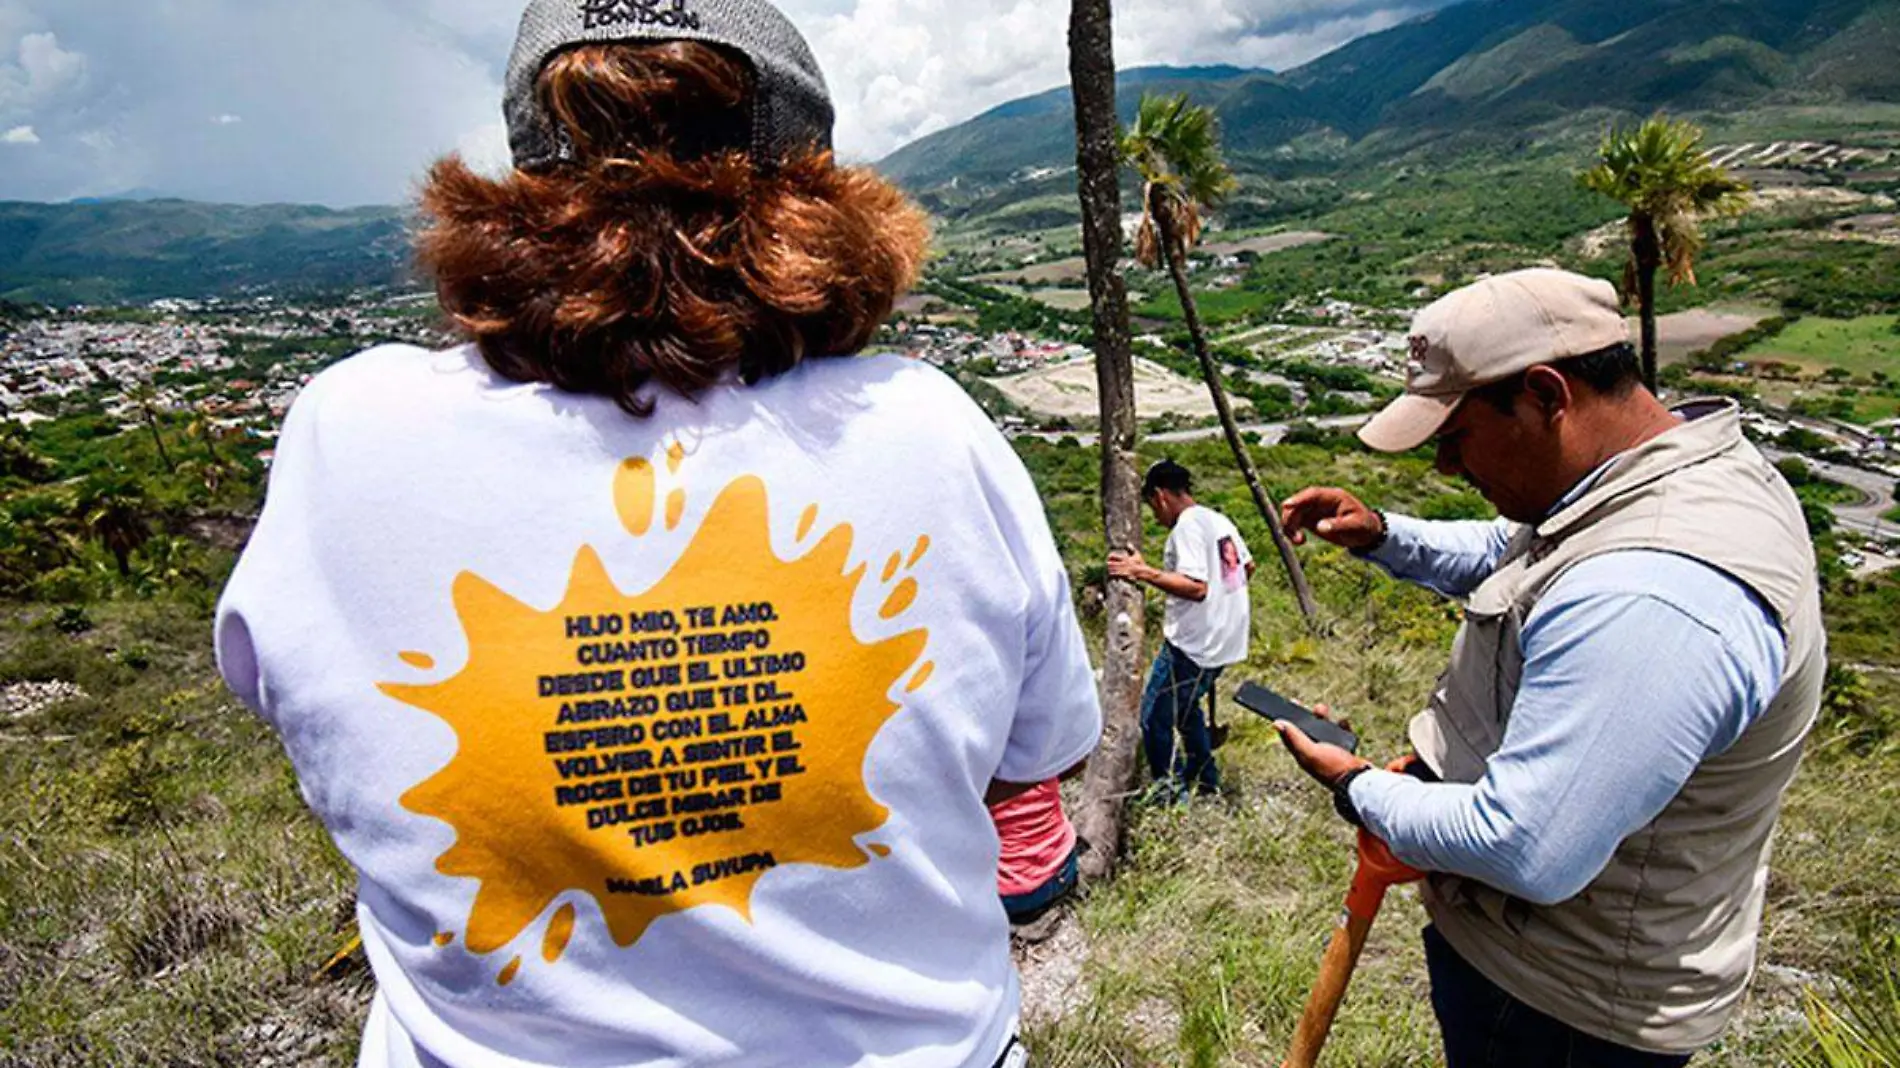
(0, 0), (1452, 206)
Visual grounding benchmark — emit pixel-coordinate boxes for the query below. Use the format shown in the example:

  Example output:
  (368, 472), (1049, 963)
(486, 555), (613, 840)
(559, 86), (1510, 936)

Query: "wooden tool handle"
(1281, 905), (1378, 1068)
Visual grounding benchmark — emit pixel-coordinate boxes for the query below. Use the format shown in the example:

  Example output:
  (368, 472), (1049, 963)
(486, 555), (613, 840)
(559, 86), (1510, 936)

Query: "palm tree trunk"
(1633, 215), (1661, 393)
(143, 410), (175, 473)
(1154, 202), (1319, 626)
(1068, 0), (1145, 883)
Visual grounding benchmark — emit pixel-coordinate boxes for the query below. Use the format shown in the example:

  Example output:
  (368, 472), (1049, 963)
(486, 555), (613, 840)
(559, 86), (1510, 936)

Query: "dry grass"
(0, 599), (365, 1067)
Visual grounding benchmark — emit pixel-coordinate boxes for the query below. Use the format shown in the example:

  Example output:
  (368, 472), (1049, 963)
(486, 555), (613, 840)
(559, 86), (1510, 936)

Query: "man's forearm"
(1138, 566), (1207, 602)
(1360, 514), (1515, 599)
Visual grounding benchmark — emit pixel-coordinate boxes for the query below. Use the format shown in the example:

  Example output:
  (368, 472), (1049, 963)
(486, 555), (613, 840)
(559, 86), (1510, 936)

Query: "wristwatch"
(1366, 510), (1390, 554)
(1333, 764), (1374, 828)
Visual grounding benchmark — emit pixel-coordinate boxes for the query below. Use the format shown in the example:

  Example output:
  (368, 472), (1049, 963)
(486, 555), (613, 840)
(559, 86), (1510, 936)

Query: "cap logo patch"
(581, 0), (702, 32)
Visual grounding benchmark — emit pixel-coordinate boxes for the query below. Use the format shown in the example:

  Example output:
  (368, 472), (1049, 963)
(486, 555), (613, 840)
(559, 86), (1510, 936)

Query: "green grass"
(1133, 283), (1281, 326)
(1745, 316), (1900, 377)
(1849, 394), (1900, 425)
(3, 432), (1897, 1065)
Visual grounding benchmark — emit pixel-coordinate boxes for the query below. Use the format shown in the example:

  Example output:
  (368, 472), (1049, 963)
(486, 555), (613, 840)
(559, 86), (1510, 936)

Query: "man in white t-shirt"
(1107, 460), (1254, 802)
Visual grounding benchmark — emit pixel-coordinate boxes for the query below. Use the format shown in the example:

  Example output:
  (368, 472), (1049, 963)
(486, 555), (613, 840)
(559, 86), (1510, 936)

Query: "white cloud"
(2, 123), (37, 143)
(0, 28), (86, 120)
(16, 30), (83, 93)
(0, 0), (1445, 203)
(795, 0), (1448, 161)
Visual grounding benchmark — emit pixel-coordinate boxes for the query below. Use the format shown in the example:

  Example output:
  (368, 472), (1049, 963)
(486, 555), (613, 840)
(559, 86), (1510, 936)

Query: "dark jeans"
(1139, 642), (1222, 801)
(1424, 926), (1695, 1068)
(999, 844), (1080, 924)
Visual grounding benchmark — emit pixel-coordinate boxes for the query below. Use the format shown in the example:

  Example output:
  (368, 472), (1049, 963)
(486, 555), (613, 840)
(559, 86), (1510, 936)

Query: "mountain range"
(881, 0), (1900, 196)
(3, 0), (1898, 305)
(0, 199), (409, 305)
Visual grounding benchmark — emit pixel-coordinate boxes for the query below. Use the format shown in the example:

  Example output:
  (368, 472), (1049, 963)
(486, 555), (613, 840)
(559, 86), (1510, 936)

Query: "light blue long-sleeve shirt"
(1348, 512), (1788, 906)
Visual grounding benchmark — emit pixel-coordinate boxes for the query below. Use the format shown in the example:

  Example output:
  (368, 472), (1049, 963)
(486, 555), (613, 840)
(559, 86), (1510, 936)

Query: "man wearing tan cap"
(1274, 269), (1824, 1067)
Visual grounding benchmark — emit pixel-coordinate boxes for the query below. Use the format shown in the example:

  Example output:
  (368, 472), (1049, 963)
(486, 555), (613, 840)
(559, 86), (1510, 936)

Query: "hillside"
(0, 200), (410, 306)
(879, 66), (1290, 194)
(881, 0), (1900, 206)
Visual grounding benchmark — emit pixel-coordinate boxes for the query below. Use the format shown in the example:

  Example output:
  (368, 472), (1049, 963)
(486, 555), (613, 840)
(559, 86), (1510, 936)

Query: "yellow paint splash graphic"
(401, 652), (436, 670)
(381, 466), (929, 983)
(880, 579), (919, 620)
(542, 903), (577, 963)
(906, 662), (935, 693)
(614, 460), (655, 537)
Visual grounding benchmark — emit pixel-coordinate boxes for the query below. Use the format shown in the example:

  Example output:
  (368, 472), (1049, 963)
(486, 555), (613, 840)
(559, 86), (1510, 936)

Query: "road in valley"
(1016, 414), (1368, 450)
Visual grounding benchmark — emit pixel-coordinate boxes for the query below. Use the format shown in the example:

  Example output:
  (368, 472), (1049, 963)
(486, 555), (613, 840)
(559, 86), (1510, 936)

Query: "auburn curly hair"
(415, 41), (929, 416)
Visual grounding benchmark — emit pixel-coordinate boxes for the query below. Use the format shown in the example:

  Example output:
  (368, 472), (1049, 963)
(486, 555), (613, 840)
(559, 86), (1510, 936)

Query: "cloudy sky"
(0, 0), (1453, 207)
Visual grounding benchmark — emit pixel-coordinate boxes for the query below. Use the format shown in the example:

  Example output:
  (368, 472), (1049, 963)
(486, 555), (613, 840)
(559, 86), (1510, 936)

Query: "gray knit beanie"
(504, 0), (834, 170)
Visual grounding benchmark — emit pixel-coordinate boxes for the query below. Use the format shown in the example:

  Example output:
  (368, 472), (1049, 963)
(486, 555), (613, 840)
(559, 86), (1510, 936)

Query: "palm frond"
(1580, 113), (1750, 292)
(1120, 91), (1235, 261)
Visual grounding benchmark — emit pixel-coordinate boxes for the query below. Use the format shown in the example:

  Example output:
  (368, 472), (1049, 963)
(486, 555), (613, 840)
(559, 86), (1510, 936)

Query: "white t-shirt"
(215, 345), (1102, 1068)
(1160, 504), (1253, 669)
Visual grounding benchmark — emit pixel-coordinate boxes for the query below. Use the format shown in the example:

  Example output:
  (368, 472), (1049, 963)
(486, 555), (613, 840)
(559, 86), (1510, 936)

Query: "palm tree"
(1067, 0), (1147, 883)
(71, 473), (151, 577)
(182, 413), (235, 497)
(1122, 93), (1319, 625)
(126, 383), (176, 473)
(1580, 115), (1749, 391)
(185, 412), (224, 464)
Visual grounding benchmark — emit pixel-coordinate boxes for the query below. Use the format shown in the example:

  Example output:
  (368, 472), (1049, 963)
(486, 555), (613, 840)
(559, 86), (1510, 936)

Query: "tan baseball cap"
(1358, 268), (1630, 453)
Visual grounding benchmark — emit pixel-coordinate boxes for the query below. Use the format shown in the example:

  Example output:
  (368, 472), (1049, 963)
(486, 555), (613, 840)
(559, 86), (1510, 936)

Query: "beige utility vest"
(1412, 400), (1826, 1053)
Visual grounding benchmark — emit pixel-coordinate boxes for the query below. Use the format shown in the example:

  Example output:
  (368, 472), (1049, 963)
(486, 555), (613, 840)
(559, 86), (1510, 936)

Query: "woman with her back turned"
(214, 2), (1101, 1065)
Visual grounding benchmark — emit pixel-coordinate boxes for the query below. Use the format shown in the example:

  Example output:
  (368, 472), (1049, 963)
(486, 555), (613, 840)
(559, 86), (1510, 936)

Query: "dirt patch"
(1023, 289), (1101, 312)
(1201, 230), (1332, 257)
(973, 258), (1090, 286)
(1643, 308), (1775, 367)
(1749, 186), (1882, 211)
(1014, 912), (1090, 1025)
(894, 292), (943, 316)
(1577, 220), (1625, 259)
(1829, 213), (1900, 247)
(990, 357), (1232, 421)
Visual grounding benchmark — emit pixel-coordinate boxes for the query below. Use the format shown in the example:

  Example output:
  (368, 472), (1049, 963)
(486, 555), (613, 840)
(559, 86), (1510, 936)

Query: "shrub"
(1820, 664), (1897, 753)
(1418, 491), (1492, 521)
(53, 604), (93, 636)
(1802, 500), (1836, 536)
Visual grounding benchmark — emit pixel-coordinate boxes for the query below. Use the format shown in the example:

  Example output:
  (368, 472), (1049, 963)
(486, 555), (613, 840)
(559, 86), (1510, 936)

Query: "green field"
(1746, 315), (1900, 376)
(1851, 393), (1900, 424)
